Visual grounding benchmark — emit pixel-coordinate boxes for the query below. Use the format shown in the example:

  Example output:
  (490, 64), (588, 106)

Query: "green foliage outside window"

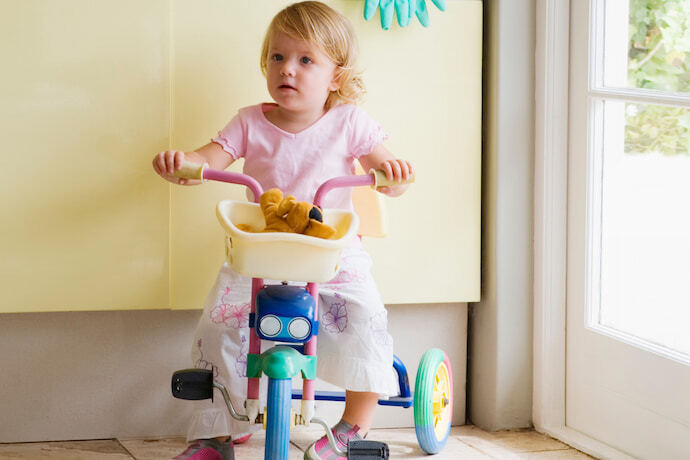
(625, 0), (690, 155)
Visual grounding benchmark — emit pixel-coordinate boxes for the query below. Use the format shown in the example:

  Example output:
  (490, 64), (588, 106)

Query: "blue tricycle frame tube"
(291, 389), (414, 408)
(393, 355), (412, 398)
(265, 378), (292, 460)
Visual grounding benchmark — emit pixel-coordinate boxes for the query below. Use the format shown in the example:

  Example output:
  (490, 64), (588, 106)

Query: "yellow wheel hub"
(432, 362), (451, 439)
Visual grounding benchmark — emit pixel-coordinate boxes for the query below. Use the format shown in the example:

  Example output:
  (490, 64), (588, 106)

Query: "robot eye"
(288, 317), (311, 340)
(259, 315), (282, 337)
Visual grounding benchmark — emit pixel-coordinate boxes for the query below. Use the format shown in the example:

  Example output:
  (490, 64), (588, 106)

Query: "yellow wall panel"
(169, 1), (273, 309)
(0, 1), (170, 312)
(169, 0), (481, 307)
(1, 0), (480, 312)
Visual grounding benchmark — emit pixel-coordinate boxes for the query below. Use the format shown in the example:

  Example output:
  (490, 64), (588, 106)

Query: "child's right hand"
(153, 143), (234, 185)
(152, 150), (197, 185)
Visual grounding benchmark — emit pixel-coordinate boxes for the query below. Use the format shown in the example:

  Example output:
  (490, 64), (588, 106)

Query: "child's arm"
(152, 142), (235, 185)
(358, 143), (414, 197)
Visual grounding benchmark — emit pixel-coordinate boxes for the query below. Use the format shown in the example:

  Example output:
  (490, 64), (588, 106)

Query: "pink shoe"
(304, 424), (362, 460)
(172, 438), (234, 460)
(232, 434), (251, 445)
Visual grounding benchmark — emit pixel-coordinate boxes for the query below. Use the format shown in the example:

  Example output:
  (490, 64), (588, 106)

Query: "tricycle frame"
(170, 162), (451, 460)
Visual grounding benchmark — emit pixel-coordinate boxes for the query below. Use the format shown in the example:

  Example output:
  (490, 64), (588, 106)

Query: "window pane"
(603, 0), (690, 93)
(594, 99), (690, 357)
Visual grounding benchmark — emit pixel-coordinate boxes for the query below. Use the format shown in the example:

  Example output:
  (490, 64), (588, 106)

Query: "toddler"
(153, 2), (412, 459)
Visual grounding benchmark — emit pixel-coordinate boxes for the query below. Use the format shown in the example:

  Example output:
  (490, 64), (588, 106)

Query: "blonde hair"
(260, 1), (365, 110)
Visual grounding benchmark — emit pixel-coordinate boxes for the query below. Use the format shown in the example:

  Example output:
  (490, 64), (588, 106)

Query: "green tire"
(414, 348), (453, 454)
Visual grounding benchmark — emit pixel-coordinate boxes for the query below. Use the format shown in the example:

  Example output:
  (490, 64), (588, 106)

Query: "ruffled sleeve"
(211, 111), (247, 160)
(348, 107), (389, 159)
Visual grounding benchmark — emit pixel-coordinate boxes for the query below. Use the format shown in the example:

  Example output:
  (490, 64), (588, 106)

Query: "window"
(587, 0), (690, 362)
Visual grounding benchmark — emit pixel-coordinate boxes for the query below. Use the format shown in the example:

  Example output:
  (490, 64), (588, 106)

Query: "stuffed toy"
(237, 188), (336, 239)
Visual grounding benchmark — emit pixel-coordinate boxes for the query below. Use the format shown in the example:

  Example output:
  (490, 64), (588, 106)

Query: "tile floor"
(0, 425), (594, 459)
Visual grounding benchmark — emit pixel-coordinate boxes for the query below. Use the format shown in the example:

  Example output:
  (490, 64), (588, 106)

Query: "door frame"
(533, 1), (635, 458)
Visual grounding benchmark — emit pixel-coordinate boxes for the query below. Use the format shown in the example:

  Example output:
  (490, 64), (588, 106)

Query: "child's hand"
(152, 150), (198, 185)
(377, 159), (414, 197)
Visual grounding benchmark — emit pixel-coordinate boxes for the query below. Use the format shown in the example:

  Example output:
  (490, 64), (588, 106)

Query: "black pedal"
(347, 440), (389, 459)
(171, 369), (214, 401)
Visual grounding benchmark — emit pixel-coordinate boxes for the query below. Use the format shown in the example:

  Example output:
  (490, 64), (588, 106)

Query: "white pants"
(186, 246), (398, 442)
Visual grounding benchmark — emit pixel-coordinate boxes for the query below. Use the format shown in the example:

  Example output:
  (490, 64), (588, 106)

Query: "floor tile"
(237, 430), (304, 460)
(0, 439), (132, 459)
(118, 437), (187, 460)
(283, 422), (323, 451)
(366, 427), (494, 459)
(516, 449), (595, 459)
(0, 426), (595, 459)
(119, 434), (304, 460)
(454, 425), (572, 457)
(290, 425), (492, 460)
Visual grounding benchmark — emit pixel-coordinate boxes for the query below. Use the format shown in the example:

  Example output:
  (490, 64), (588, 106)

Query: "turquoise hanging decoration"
(363, 0), (446, 30)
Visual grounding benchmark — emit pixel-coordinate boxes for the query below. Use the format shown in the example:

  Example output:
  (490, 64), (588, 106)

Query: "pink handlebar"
(176, 160), (382, 207)
(313, 174), (375, 208)
(203, 169), (264, 204)
(176, 160), (413, 206)
(173, 161), (263, 203)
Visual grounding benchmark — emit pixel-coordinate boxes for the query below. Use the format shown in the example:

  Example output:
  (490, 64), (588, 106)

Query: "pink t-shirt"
(212, 103), (388, 210)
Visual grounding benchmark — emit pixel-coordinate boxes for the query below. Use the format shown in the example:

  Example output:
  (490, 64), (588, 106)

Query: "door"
(568, 0), (690, 458)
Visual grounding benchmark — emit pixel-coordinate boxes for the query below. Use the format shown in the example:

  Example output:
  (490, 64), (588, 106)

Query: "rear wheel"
(413, 349), (453, 454)
(264, 378), (292, 459)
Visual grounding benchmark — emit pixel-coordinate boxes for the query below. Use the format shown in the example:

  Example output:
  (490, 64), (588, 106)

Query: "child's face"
(266, 32), (340, 113)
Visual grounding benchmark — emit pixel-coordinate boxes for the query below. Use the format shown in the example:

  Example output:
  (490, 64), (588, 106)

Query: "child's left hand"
(359, 144), (414, 197)
(377, 158), (414, 197)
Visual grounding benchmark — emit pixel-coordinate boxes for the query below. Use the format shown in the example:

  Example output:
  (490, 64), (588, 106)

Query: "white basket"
(216, 200), (360, 283)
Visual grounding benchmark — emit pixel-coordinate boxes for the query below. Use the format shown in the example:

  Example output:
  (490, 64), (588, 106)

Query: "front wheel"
(265, 378), (292, 460)
(413, 349), (453, 454)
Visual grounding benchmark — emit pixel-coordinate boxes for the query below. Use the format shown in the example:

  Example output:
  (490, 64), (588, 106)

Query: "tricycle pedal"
(171, 369), (214, 401)
(347, 440), (389, 459)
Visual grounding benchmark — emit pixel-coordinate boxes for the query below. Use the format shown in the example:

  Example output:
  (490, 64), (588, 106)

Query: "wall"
(0, 0), (171, 312)
(1, 0), (481, 313)
(468, 0), (535, 430)
(0, 304), (466, 442)
(0, 0), (477, 442)
(169, 0), (482, 307)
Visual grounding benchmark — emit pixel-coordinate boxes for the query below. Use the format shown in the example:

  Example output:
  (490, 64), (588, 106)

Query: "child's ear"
(328, 69), (342, 92)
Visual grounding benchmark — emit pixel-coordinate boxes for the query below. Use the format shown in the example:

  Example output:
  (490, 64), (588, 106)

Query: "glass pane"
(603, 0), (690, 93)
(594, 100), (690, 357)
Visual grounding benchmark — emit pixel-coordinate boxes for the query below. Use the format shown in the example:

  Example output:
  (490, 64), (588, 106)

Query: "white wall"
(0, 304), (465, 442)
(468, 0), (535, 430)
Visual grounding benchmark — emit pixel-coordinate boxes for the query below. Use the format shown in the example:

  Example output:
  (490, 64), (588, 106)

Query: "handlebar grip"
(173, 161), (207, 180)
(369, 169), (416, 189)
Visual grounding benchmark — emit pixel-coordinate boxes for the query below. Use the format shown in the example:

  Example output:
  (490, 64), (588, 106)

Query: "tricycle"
(170, 162), (453, 459)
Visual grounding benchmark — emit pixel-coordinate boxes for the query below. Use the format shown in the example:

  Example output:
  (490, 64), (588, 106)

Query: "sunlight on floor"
(0, 425), (594, 459)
